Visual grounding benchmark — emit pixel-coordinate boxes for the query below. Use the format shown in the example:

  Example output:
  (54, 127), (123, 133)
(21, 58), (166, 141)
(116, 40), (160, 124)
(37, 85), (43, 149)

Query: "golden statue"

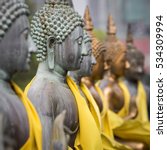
(81, 6), (106, 113)
(112, 25), (150, 149)
(99, 15), (126, 113)
(82, 7), (131, 150)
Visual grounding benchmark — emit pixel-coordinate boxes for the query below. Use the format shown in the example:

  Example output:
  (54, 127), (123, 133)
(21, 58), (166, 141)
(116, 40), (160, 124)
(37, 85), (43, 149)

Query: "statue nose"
(81, 48), (89, 56)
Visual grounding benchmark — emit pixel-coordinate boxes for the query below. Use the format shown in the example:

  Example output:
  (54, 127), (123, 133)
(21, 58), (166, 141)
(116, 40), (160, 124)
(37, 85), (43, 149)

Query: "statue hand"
(51, 110), (69, 150)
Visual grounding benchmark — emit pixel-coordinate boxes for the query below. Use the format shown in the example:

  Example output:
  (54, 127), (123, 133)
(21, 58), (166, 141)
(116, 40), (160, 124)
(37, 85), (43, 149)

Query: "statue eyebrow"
(75, 36), (83, 41)
(20, 27), (29, 34)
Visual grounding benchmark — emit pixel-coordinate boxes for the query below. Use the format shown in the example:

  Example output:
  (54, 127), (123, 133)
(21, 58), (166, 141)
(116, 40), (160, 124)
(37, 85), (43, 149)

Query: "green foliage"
(25, 0), (36, 14)
(93, 29), (106, 41)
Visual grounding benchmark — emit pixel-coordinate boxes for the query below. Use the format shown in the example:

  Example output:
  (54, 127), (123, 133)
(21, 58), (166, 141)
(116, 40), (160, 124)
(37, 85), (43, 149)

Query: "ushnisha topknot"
(105, 15), (126, 63)
(84, 5), (106, 59)
(0, 0), (29, 41)
(126, 24), (133, 44)
(31, 0), (84, 62)
(107, 15), (117, 35)
(84, 5), (93, 31)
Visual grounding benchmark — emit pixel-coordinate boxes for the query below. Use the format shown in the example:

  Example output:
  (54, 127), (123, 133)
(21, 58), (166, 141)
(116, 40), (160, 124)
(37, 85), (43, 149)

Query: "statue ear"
(47, 36), (56, 70)
(125, 60), (131, 69)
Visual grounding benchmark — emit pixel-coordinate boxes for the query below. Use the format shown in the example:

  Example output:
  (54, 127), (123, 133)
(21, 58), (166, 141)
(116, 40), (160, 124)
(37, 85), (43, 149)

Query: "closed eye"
(76, 36), (83, 45)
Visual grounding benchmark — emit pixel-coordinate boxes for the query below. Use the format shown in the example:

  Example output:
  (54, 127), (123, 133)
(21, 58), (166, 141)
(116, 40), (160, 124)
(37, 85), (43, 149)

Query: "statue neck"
(69, 71), (81, 85)
(103, 69), (116, 82)
(0, 69), (14, 93)
(37, 61), (67, 84)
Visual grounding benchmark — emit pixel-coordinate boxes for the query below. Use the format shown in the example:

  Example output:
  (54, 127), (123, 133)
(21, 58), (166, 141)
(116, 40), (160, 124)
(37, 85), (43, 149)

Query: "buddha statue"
(99, 15), (126, 113)
(81, 6), (106, 113)
(112, 26), (150, 150)
(126, 24), (150, 119)
(69, 31), (101, 128)
(0, 0), (42, 149)
(69, 31), (96, 85)
(81, 7), (132, 150)
(25, 0), (97, 149)
(68, 31), (105, 150)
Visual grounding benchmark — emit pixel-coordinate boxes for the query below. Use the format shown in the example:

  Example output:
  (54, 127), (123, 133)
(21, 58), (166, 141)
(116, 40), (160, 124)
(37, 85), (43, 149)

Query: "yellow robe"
(113, 80), (150, 145)
(12, 81), (42, 150)
(95, 83), (131, 150)
(67, 76), (103, 150)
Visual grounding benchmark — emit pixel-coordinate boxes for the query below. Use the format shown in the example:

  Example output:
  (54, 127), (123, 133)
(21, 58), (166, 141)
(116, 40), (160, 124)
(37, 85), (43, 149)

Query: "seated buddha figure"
(81, 6), (106, 113)
(68, 31), (104, 150)
(0, 0), (42, 149)
(126, 24), (150, 119)
(112, 27), (150, 150)
(99, 15), (126, 113)
(81, 7), (131, 150)
(25, 0), (104, 149)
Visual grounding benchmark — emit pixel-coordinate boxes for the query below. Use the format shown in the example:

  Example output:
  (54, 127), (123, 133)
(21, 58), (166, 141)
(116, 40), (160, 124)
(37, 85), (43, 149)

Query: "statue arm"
(0, 109), (16, 150)
(90, 87), (103, 112)
(108, 83), (124, 113)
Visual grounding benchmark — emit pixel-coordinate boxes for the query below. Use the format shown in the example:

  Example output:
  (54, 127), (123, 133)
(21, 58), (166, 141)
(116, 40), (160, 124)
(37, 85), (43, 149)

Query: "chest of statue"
(0, 87), (29, 149)
(124, 80), (138, 118)
(52, 82), (79, 131)
(27, 77), (79, 144)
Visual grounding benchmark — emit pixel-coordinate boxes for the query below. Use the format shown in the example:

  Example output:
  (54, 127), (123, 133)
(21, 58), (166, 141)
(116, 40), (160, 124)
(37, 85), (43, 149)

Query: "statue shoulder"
(27, 77), (58, 100)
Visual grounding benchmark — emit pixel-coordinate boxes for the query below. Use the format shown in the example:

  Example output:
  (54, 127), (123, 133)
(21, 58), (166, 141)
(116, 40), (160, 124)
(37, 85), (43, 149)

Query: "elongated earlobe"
(125, 61), (131, 69)
(47, 36), (56, 70)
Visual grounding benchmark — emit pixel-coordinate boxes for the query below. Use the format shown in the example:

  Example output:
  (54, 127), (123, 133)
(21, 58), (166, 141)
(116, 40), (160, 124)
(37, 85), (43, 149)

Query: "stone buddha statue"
(99, 15), (126, 113)
(124, 48), (145, 120)
(81, 6), (106, 113)
(111, 26), (150, 150)
(126, 24), (150, 118)
(25, 0), (89, 149)
(69, 31), (96, 84)
(123, 24), (149, 121)
(0, 0), (42, 149)
(69, 31), (101, 126)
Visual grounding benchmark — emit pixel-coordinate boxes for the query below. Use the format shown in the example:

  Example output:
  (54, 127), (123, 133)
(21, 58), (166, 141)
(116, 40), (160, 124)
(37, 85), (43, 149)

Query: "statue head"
(84, 6), (106, 80)
(31, 0), (85, 71)
(71, 31), (96, 78)
(125, 48), (145, 80)
(125, 24), (145, 80)
(105, 15), (126, 77)
(0, 0), (31, 77)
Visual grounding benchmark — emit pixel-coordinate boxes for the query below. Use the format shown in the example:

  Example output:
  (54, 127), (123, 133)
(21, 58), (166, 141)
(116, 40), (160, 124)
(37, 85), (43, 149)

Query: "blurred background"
(14, 0), (150, 89)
